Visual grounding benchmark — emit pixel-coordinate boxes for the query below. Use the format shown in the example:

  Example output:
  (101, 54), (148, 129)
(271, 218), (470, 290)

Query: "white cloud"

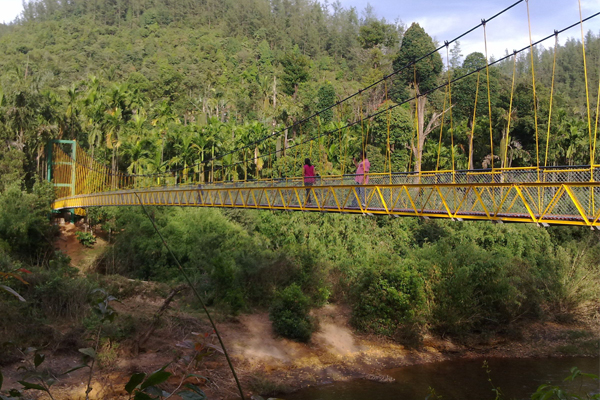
(337, 0), (600, 62)
(413, 15), (463, 38)
(581, 0), (599, 12)
(0, 0), (23, 24)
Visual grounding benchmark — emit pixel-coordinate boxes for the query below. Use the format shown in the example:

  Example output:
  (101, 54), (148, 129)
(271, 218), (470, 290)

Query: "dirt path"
(54, 222), (108, 271)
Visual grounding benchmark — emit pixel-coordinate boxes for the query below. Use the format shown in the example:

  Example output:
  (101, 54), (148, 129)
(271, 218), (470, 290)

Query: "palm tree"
(122, 110), (151, 178)
(81, 76), (105, 160)
(204, 117), (226, 182)
(191, 128), (214, 183)
(122, 134), (152, 176)
(130, 110), (147, 136)
(170, 129), (197, 183)
(562, 118), (587, 166)
(62, 84), (80, 139)
(128, 86), (146, 114)
(105, 106), (124, 188)
(152, 100), (179, 164)
(249, 121), (268, 179)
(218, 153), (239, 181)
(235, 123), (252, 180)
(499, 107), (518, 169)
(143, 150), (169, 186)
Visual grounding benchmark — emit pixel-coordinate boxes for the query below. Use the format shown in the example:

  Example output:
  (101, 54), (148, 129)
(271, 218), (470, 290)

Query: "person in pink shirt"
(352, 151), (370, 207)
(303, 158), (316, 205)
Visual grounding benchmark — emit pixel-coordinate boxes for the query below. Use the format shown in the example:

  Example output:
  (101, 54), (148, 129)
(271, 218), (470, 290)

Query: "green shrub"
(0, 299), (57, 365)
(248, 373), (291, 396)
(83, 313), (140, 342)
(351, 261), (425, 336)
(424, 240), (544, 336)
(530, 367), (599, 399)
(97, 338), (120, 370)
(269, 284), (314, 342)
(0, 181), (55, 262)
(27, 272), (94, 320)
(102, 207), (291, 313)
(75, 231), (97, 247)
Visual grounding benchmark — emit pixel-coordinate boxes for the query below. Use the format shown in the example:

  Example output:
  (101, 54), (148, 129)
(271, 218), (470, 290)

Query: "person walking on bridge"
(303, 158), (316, 205)
(351, 151), (370, 208)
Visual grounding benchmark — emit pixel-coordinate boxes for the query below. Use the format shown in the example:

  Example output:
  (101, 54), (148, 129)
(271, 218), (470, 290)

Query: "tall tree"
(280, 46), (310, 97)
(316, 82), (336, 124)
(392, 23), (443, 173)
(358, 20), (399, 49)
(453, 52), (500, 169)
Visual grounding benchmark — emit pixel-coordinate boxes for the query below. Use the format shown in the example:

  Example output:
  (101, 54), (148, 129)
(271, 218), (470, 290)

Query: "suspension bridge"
(49, 0), (600, 228)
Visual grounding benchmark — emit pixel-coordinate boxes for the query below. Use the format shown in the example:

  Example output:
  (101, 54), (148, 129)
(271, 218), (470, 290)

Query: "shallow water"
(283, 357), (600, 400)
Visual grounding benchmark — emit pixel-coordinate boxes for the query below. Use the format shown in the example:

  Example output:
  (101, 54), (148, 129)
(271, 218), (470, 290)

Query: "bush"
(423, 239), (545, 336)
(0, 254), (94, 362)
(351, 261), (425, 336)
(75, 231), (97, 247)
(269, 284), (314, 342)
(0, 181), (55, 262)
(101, 206), (291, 313)
(26, 269), (95, 320)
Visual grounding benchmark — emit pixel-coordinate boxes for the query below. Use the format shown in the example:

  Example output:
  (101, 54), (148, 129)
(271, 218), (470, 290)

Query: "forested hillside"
(0, 0), (599, 183)
(0, 0), (599, 370)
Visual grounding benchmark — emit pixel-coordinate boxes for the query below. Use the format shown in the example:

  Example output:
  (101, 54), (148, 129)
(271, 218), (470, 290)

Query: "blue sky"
(339, 0), (600, 60)
(2, 0), (599, 60)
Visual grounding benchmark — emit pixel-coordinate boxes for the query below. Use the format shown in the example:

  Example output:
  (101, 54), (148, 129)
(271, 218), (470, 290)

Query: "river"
(283, 357), (599, 400)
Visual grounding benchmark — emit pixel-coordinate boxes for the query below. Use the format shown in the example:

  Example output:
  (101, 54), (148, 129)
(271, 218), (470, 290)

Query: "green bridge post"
(48, 140), (77, 221)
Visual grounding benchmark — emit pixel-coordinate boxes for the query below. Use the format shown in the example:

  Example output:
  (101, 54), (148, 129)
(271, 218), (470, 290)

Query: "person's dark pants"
(305, 182), (314, 204)
(350, 183), (365, 207)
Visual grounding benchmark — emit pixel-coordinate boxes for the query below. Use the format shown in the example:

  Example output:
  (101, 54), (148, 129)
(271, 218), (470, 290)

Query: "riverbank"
(2, 296), (597, 400)
(2, 223), (598, 400)
(220, 303), (599, 398)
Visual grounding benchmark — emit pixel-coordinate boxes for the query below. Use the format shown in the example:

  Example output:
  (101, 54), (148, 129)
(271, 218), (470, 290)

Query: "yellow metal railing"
(48, 144), (600, 227)
(52, 180), (600, 227)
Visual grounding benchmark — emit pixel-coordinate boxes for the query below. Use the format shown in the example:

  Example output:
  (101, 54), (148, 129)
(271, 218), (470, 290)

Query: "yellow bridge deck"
(52, 168), (600, 227)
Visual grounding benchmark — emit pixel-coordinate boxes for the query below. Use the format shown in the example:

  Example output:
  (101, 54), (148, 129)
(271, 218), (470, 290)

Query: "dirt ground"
(3, 299), (598, 400)
(54, 221), (109, 271)
(1, 222), (598, 400)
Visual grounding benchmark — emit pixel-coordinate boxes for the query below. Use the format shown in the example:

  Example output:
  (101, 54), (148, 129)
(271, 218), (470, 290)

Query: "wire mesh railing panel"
(50, 181), (600, 226)
(568, 186), (592, 217)
(549, 190), (576, 218)
(49, 144), (600, 226)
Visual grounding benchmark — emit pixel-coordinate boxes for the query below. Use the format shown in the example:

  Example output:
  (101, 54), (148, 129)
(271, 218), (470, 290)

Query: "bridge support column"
(48, 140), (78, 222)
(47, 140), (77, 195)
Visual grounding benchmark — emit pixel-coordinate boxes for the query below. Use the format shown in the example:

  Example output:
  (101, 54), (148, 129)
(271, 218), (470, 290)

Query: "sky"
(0, 0), (22, 24)
(1, 0), (599, 60)
(339, 0), (600, 60)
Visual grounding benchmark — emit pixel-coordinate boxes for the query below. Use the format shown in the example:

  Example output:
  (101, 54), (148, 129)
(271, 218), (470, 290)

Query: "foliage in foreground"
(530, 367), (600, 400)
(0, 292), (208, 400)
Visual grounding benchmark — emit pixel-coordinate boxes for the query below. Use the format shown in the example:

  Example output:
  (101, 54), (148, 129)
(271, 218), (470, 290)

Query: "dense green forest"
(1, 0), (600, 361)
(1, 0), (599, 183)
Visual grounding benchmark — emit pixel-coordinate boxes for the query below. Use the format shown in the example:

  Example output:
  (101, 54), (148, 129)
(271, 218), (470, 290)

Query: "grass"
(556, 339), (599, 355)
(248, 373), (292, 397)
(565, 329), (594, 341)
